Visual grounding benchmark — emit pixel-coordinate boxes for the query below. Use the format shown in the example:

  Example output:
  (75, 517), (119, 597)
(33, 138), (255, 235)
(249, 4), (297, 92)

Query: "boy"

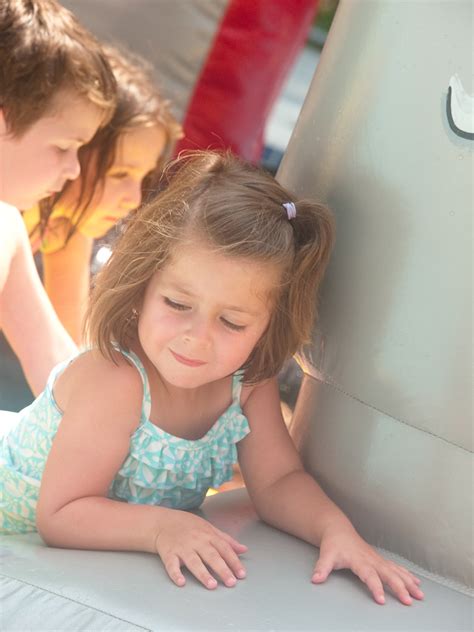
(0, 0), (116, 400)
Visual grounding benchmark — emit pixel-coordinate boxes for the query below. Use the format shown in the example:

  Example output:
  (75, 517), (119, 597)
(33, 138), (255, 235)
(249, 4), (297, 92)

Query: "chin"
(163, 374), (209, 389)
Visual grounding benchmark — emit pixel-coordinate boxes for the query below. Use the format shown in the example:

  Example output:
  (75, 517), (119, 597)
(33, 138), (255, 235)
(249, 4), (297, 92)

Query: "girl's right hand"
(153, 510), (248, 589)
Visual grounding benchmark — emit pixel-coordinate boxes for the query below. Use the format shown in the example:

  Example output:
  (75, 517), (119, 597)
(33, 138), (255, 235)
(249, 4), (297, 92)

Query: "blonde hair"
(86, 151), (335, 383)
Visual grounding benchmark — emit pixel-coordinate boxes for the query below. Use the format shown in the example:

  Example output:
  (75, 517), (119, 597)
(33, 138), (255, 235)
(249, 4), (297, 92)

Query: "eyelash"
(163, 297), (246, 332)
(110, 171), (129, 180)
(164, 297), (189, 311)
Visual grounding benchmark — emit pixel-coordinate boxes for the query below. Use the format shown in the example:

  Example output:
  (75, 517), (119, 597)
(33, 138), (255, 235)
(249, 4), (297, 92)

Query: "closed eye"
(109, 171), (130, 180)
(221, 317), (246, 332)
(164, 296), (190, 311)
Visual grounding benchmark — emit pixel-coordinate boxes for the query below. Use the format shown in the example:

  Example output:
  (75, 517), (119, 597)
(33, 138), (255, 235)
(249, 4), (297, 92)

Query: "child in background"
(0, 151), (424, 606)
(0, 0), (116, 395)
(23, 45), (183, 343)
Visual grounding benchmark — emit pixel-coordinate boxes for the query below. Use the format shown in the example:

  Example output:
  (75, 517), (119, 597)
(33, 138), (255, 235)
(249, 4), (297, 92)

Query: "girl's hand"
(154, 511), (247, 589)
(312, 527), (424, 605)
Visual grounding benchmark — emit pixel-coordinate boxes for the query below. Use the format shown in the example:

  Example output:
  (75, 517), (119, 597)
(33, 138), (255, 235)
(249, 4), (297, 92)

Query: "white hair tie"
(283, 201), (296, 220)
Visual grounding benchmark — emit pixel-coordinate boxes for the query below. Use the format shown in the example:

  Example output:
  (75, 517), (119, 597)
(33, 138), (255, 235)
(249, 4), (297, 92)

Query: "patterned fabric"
(0, 349), (250, 534)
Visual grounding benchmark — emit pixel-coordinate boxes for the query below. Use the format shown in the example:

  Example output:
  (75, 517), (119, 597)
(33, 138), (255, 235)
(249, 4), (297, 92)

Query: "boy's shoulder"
(0, 203), (25, 290)
(0, 201), (23, 230)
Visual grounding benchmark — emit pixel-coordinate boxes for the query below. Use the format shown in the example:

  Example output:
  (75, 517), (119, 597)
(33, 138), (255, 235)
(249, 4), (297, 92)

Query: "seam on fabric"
(0, 572), (152, 631)
(375, 547), (474, 598)
(306, 372), (472, 455)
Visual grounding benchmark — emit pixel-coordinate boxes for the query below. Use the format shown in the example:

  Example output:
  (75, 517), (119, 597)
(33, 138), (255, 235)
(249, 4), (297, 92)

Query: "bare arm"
(42, 229), (93, 344)
(36, 352), (163, 551)
(0, 206), (77, 394)
(239, 378), (352, 546)
(239, 377), (423, 605)
(36, 352), (246, 588)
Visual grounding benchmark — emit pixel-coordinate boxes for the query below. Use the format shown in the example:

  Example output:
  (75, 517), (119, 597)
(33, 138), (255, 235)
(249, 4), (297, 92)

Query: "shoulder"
(0, 202), (25, 239)
(240, 376), (280, 411)
(0, 204), (28, 290)
(54, 349), (144, 431)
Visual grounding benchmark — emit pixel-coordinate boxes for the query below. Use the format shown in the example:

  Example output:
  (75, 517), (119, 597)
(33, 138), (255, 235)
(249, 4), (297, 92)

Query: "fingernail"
(226, 576), (237, 587)
(378, 595), (385, 604)
(207, 578), (217, 589)
(236, 568), (246, 579)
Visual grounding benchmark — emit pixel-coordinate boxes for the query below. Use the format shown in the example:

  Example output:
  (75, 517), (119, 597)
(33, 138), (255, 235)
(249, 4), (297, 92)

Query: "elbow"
(36, 515), (54, 546)
(36, 508), (62, 547)
(247, 489), (275, 525)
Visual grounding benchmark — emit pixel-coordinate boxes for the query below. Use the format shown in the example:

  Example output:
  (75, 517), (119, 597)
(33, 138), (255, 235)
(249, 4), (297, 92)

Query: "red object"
(176, 0), (319, 162)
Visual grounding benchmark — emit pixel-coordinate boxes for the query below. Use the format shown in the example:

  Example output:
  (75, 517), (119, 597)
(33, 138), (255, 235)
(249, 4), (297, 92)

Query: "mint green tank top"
(0, 348), (250, 534)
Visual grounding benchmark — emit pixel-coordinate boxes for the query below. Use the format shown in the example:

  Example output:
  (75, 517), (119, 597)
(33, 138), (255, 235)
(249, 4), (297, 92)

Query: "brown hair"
(86, 151), (335, 383)
(0, 0), (116, 137)
(36, 43), (183, 245)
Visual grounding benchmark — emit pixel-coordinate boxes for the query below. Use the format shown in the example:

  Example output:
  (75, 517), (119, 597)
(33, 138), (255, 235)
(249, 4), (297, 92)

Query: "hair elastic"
(283, 201), (296, 220)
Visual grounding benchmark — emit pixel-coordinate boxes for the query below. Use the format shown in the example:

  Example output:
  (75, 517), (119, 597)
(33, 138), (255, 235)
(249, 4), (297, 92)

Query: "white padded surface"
(1, 490), (472, 631)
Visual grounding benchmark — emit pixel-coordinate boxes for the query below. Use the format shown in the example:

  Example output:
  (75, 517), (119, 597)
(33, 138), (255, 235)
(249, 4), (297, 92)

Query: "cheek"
(216, 330), (259, 362)
(141, 307), (184, 339)
(94, 181), (118, 211)
(30, 148), (58, 180)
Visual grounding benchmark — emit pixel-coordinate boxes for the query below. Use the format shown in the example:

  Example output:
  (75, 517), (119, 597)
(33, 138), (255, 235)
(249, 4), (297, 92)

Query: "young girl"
(22, 44), (182, 343)
(0, 151), (424, 606)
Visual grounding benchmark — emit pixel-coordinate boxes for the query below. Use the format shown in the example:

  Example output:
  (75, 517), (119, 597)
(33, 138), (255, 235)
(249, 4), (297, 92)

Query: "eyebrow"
(167, 283), (259, 316)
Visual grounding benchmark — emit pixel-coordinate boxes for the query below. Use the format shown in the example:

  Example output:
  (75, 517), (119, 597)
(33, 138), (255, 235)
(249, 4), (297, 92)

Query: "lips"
(170, 350), (206, 367)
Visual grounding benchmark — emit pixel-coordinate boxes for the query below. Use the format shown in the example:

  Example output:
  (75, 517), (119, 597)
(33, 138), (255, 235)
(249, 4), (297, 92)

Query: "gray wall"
(62, 0), (229, 121)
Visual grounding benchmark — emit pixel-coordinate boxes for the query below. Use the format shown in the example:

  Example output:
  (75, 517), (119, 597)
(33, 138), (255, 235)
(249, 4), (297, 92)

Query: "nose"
(184, 314), (212, 348)
(63, 149), (81, 181)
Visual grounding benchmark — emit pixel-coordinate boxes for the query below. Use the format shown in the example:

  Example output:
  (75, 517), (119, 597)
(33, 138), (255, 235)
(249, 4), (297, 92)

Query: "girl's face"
(63, 124), (167, 239)
(0, 89), (104, 210)
(137, 243), (281, 390)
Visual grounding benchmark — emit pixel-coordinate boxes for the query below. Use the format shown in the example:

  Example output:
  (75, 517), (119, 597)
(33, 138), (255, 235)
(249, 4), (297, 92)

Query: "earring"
(127, 308), (139, 326)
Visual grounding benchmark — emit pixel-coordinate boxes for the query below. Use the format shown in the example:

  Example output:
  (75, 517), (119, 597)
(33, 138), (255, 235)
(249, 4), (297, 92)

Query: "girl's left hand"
(311, 527), (425, 605)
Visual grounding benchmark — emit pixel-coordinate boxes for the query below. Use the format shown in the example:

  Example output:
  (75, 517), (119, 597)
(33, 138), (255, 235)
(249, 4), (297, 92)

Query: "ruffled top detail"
(109, 350), (250, 510)
(0, 347), (250, 534)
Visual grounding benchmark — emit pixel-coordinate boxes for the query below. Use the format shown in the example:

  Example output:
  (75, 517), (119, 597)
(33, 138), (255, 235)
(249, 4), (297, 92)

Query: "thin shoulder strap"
(116, 348), (152, 421)
(231, 371), (244, 405)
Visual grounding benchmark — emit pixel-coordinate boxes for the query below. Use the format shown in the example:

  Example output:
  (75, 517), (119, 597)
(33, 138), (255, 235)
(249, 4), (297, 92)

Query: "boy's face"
(0, 89), (104, 209)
